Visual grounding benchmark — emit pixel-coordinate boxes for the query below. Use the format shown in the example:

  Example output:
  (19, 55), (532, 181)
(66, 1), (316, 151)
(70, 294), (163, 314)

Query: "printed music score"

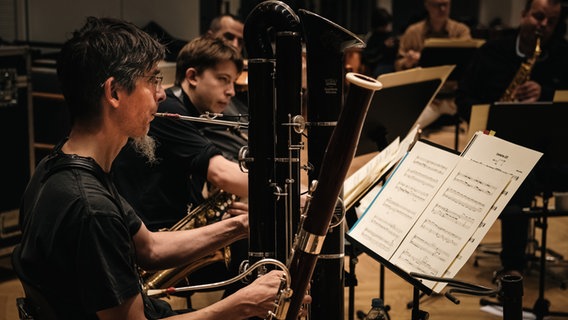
(344, 124), (420, 213)
(347, 132), (542, 292)
(432, 132), (543, 291)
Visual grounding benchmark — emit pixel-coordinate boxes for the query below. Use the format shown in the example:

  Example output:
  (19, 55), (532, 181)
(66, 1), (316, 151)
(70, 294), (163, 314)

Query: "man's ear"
(185, 68), (199, 87)
(102, 77), (120, 107)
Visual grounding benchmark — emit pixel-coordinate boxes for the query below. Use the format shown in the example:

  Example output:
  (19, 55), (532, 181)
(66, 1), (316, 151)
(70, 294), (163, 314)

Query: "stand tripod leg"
(525, 201), (568, 319)
(411, 287), (429, 320)
(533, 214), (550, 320)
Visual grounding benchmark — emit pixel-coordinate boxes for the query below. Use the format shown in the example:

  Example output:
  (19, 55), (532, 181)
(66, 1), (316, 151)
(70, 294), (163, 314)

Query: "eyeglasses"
(143, 73), (164, 91)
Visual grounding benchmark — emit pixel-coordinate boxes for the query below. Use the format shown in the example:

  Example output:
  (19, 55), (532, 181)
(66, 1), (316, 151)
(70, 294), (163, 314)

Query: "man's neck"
(428, 17), (447, 34)
(62, 126), (126, 172)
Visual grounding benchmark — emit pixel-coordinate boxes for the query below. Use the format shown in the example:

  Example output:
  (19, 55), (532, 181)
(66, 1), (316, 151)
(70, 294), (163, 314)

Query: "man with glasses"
(114, 35), (247, 234)
(113, 36), (252, 303)
(14, 17), (299, 319)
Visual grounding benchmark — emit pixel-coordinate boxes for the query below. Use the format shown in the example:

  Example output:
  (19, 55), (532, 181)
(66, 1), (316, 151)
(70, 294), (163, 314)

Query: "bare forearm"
(163, 270), (284, 320)
(208, 155), (248, 197)
(137, 216), (247, 270)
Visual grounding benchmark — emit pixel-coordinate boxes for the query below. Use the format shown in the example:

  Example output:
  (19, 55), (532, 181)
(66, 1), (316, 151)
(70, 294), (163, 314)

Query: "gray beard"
(132, 135), (158, 164)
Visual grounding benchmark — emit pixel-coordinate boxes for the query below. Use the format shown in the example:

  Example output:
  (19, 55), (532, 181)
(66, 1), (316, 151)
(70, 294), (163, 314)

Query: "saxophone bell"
(141, 190), (238, 291)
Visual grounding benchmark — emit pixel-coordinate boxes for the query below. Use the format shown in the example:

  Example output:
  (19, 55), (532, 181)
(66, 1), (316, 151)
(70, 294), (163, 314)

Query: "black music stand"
(346, 233), (433, 320)
(418, 39), (484, 149)
(356, 65), (453, 156)
(419, 38), (484, 81)
(474, 101), (568, 320)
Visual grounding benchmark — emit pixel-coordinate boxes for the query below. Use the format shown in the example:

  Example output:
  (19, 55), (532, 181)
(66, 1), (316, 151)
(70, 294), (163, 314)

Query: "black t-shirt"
(113, 87), (222, 230)
(16, 149), (144, 318)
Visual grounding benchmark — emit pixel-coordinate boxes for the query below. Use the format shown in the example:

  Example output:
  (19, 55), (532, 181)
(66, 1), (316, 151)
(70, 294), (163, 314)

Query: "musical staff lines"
(394, 181), (428, 202)
(442, 187), (484, 213)
(453, 172), (497, 195)
(396, 233), (452, 276)
(360, 217), (402, 253)
(421, 218), (460, 246)
(383, 197), (416, 221)
(403, 169), (438, 189)
(413, 155), (448, 176)
(349, 135), (542, 293)
(431, 204), (475, 229)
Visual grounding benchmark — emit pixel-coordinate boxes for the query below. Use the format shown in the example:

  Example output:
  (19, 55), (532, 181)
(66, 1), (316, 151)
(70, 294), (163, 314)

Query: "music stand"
(356, 65), (453, 156)
(472, 101), (568, 320)
(419, 38), (485, 81)
(346, 233), (434, 320)
(419, 39), (485, 149)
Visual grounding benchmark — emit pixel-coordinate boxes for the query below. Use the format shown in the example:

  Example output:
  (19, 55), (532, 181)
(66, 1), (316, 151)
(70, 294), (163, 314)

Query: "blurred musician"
(396, 0), (472, 130)
(204, 14), (249, 161)
(457, 0), (568, 120)
(207, 13), (245, 54)
(395, 0), (471, 71)
(13, 17), (291, 319)
(457, 0), (568, 281)
(361, 6), (398, 78)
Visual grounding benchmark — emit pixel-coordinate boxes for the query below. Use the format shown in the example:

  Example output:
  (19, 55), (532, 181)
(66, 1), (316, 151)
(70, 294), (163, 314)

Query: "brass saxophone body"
(500, 35), (541, 102)
(142, 190), (238, 290)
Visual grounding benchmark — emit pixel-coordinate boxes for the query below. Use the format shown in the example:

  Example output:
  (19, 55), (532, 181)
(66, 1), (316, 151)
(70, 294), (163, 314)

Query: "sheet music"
(432, 132), (542, 291)
(347, 133), (540, 292)
(390, 158), (511, 289)
(344, 137), (400, 205)
(350, 125), (422, 217)
(348, 141), (461, 259)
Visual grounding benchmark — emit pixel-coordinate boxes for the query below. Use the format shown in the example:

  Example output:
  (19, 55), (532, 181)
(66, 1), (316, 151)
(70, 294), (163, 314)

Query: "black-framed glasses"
(143, 73), (164, 91)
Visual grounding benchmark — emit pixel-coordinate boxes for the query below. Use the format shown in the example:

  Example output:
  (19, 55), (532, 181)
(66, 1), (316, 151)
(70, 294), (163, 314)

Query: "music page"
(432, 132), (542, 291)
(348, 141), (461, 259)
(390, 157), (511, 289)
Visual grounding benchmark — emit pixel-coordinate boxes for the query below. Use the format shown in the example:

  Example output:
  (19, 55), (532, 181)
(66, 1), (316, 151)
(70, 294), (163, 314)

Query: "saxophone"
(141, 190), (238, 290)
(500, 34), (541, 102)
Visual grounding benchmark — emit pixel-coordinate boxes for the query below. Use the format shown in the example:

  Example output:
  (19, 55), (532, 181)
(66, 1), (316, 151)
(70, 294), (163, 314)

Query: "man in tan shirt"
(396, 0), (471, 71)
(396, 0), (471, 130)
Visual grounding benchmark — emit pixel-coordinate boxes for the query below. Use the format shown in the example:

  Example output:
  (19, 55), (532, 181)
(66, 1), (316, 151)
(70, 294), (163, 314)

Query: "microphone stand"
(410, 272), (524, 320)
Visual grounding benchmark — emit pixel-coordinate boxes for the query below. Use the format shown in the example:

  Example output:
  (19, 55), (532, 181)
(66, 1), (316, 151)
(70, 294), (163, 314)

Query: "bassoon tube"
(283, 72), (382, 320)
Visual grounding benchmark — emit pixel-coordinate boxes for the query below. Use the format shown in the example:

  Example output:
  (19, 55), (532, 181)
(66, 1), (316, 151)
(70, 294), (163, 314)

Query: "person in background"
(457, 0), (568, 120)
(396, 0), (471, 130)
(361, 7), (398, 78)
(114, 36), (248, 232)
(203, 13), (249, 161)
(457, 0), (568, 281)
(395, 0), (471, 71)
(13, 16), (301, 319)
(207, 13), (245, 55)
(112, 35), (252, 306)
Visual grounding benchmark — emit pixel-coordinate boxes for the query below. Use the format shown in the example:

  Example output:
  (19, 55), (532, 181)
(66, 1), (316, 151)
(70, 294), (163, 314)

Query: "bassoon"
(299, 9), (364, 319)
